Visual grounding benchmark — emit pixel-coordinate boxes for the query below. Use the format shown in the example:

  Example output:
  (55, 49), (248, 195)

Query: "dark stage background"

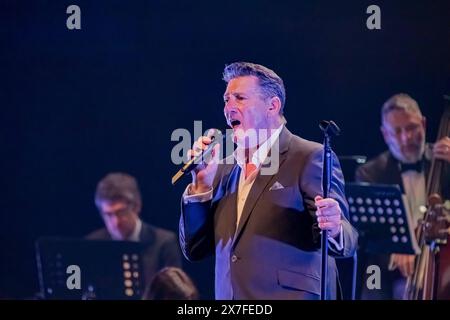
(1, 0), (449, 299)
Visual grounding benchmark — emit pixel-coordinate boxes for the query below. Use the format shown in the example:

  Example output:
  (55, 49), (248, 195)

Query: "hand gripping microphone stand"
(319, 120), (341, 300)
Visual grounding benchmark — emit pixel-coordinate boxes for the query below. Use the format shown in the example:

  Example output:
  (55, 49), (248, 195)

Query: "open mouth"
(230, 119), (241, 128)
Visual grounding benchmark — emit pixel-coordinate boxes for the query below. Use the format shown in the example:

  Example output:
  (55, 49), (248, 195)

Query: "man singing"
(179, 62), (358, 299)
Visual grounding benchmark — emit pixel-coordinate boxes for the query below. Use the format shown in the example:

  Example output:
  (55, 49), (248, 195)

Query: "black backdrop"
(1, 0), (449, 298)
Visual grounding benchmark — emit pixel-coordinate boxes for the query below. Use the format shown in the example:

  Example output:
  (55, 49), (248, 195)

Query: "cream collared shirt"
(233, 125), (284, 227)
(401, 171), (426, 227)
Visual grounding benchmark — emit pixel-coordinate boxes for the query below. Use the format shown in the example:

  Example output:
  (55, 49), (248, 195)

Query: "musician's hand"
(390, 254), (415, 278)
(315, 196), (342, 238)
(433, 136), (450, 163)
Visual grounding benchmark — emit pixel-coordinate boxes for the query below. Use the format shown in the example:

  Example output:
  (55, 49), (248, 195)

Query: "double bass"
(404, 96), (450, 300)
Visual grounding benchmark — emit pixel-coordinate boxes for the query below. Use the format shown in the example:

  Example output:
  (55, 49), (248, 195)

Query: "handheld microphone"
(171, 129), (227, 185)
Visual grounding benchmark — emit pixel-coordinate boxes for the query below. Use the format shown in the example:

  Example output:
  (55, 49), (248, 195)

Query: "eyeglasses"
(384, 123), (422, 138)
(100, 206), (133, 219)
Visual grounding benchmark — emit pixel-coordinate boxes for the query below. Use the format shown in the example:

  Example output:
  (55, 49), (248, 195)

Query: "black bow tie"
(400, 160), (423, 173)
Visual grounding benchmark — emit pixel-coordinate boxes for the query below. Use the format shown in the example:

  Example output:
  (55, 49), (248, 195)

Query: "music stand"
(345, 183), (420, 255)
(36, 237), (145, 300)
(338, 155), (367, 182)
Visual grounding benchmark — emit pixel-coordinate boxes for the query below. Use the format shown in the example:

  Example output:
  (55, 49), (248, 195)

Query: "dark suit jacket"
(179, 127), (358, 300)
(86, 222), (182, 287)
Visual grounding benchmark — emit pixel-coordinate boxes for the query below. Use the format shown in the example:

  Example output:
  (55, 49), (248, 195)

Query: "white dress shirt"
(401, 170), (426, 227)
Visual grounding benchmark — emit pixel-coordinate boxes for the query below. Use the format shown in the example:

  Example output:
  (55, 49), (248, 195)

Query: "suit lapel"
(139, 223), (155, 244)
(218, 165), (241, 238)
(232, 127), (292, 247)
(386, 153), (405, 192)
(232, 172), (277, 246)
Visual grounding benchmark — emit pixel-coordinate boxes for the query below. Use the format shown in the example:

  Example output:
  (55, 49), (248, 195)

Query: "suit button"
(231, 255), (238, 263)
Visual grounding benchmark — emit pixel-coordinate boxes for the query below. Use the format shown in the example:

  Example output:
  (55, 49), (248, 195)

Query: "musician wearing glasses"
(86, 172), (182, 288)
(355, 93), (450, 299)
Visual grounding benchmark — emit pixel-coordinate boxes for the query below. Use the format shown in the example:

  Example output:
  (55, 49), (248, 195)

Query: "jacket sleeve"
(179, 168), (227, 261)
(179, 198), (216, 261)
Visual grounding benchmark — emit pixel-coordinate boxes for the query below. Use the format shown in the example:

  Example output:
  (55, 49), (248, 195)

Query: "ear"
(267, 96), (281, 116)
(380, 125), (389, 144)
(422, 116), (426, 131)
(133, 202), (142, 216)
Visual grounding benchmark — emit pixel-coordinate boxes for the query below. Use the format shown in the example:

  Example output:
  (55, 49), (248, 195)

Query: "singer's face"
(223, 76), (272, 147)
(381, 109), (426, 163)
(98, 200), (138, 240)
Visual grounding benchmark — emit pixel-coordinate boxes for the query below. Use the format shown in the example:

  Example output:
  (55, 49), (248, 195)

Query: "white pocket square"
(269, 181), (284, 191)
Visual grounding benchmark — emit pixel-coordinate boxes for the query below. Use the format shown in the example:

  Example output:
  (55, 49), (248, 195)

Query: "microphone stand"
(319, 120), (340, 300)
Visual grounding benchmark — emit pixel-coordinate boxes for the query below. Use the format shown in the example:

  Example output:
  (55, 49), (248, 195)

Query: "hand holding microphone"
(171, 129), (223, 192)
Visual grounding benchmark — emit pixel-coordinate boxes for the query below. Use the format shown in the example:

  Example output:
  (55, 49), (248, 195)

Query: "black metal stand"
(319, 120), (341, 300)
(345, 182), (420, 255)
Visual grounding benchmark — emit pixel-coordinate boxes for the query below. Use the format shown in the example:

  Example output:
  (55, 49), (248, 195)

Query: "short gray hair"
(382, 93), (422, 124)
(222, 62), (286, 115)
